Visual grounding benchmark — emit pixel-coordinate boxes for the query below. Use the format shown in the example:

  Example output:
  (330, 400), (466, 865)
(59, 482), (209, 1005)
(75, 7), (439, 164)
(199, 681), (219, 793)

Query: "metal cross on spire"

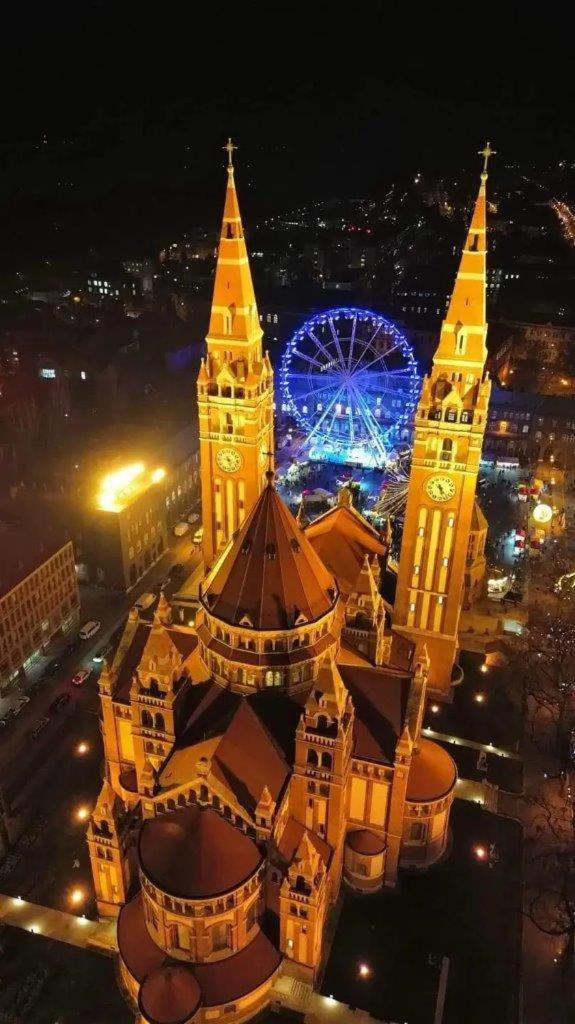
(478, 141), (496, 175)
(224, 137), (237, 168)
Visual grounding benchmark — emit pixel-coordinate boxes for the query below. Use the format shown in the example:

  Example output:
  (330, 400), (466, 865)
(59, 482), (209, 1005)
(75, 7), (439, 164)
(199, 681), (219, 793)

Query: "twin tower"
(198, 141), (494, 696)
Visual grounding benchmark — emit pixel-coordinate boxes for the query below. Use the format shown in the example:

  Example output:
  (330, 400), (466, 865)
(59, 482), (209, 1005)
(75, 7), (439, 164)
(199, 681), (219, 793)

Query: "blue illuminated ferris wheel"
(279, 306), (420, 468)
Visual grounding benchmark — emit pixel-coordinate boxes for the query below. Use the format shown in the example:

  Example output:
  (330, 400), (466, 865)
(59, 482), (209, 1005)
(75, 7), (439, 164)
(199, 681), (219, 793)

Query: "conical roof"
(202, 477), (338, 630)
(206, 142), (262, 354)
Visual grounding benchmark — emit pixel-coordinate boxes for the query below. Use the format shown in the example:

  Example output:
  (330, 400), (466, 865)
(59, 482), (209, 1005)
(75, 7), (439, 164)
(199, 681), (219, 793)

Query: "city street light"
(474, 692), (486, 704)
(76, 805), (90, 822)
(76, 741), (89, 756)
(473, 845), (487, 861)
(70, 887), (86, 906)
(358, 963), (371, 978)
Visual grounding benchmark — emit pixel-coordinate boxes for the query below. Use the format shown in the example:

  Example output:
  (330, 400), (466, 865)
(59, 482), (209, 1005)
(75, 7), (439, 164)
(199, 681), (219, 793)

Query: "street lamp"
(473, 844), (487, 861)
(70, 887), (86, 907)
(358, 963), (371, 979)
(76, 742), (89, 756)
(76, 806), (90, 822)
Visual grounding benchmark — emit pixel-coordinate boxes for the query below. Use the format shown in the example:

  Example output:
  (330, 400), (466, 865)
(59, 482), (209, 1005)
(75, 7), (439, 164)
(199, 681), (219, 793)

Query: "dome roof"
(139, 966), (201, 1024)
(406, 738), (457, 802)
(139, 805), (262, 900)
(345, 829), (386, 856)
(201, 478), (338, 630)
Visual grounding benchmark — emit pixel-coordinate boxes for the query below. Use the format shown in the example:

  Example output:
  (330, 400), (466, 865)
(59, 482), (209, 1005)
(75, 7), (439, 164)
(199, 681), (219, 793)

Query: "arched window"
(200, 784), (209, 802)
(154, 713), (165, 731)
(317, 715), (328, 731)
(307, 749), (319, 766)
(440, 438), (453, 463)
(142, 710), (153, 728)
(321, 752), (332, 770)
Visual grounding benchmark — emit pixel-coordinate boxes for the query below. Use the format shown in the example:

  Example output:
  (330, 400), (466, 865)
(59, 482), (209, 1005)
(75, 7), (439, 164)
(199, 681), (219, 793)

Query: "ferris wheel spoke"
(303, 385), (345, 445)
(291, 377), (346, 403)
(358, 343), (403, 371)
(347, 315), (357, 371)
(291, 348), (327, 370)
(327, 317), (347, 370)
(307, 328), (336, 366)
(349, 384), (389, 462)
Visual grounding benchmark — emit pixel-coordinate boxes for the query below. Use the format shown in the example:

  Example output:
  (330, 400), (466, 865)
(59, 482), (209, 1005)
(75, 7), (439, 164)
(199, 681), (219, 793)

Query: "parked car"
(71, 669), (90, 687)
(79, 620), (101, 641)
(29, 717), (50, 739)
(93, 644), (111, 663)
(8, 696), (30, 720)
(187, 512), (200, 525)
(193, 526), (204, 546)
(49, 693), (71, 714)
(42, 658), (62, 678)
(134, 592), (156, 612)
(174, 521), (190, 537)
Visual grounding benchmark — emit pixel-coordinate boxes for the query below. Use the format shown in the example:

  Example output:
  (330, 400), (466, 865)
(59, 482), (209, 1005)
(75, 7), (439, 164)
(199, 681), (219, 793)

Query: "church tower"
(393, 145), (495, 696)
(198, 140), (274, 567)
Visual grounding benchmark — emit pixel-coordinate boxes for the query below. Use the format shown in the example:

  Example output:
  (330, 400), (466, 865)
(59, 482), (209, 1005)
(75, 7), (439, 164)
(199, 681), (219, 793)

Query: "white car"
(79, 620), (101, 641)
(134, 592), (156, 612)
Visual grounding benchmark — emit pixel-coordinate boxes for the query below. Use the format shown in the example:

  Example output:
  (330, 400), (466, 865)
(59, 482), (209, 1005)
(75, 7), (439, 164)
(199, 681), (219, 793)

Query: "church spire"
(434, 143), (495, 370)
(206, 138), (263, 359)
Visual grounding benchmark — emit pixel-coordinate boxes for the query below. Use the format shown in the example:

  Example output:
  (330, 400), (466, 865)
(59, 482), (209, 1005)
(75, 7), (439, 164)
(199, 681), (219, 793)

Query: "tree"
(525, 779), (575, 964)
(510, 609), (575, 767)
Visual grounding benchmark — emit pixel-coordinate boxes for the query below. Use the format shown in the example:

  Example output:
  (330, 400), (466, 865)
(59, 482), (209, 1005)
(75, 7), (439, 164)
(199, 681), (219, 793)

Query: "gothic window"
(445, 408), (457, 423)
(307, 749), (319, 766)
(410, 821), (427, 841)
(154, 713), (165, 731)
(317, 715), (328, 731)
(200, 784), (209, 802)
(461, 410), (472, 424)
(321, 752), (332, 770)
(142, 710), (153, 728)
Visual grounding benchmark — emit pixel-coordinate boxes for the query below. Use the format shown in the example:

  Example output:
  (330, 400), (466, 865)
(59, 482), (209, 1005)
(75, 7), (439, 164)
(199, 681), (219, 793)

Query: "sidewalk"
(0, 893), (117, 956)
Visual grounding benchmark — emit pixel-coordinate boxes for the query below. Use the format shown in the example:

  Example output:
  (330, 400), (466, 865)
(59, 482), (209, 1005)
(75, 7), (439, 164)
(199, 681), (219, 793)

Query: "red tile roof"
(346, 828), (386, 856)
(406, 738), (457, 802)
(139, 966), (201, 1024)
(277, 817), (331, 868)
(113, 624), (198, 704)
(117, 893), (165, 983)
(340, 664), (410, 764)
(139, 805), (263, 899)
(212, 701), (290, 811)
(202, 480), (338, 630)
(193, 928), (281, 1006)
(305, 503), (386, 594)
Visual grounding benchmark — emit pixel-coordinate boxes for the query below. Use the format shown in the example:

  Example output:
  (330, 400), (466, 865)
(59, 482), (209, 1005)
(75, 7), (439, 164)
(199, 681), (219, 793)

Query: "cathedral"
(89, 142), (493, 1024)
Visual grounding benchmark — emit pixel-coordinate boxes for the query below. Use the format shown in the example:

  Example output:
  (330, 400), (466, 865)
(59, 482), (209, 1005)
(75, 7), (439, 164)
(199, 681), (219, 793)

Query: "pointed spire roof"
(206, 140), (263, 355)
(310, 654), (348, 717)
(434, 146), (493, 370)
(201, 474), (338, 630)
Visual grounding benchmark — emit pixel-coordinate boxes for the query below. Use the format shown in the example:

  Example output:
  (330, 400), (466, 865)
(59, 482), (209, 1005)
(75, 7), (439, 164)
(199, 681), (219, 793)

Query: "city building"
(0, 509), (79, 692)
(86, 267), (143, 305)
(484, 384), (575, 470)
(91, 462), (169, 590)
(392, 145), (494, 696)
(89, 144), (460, 1024)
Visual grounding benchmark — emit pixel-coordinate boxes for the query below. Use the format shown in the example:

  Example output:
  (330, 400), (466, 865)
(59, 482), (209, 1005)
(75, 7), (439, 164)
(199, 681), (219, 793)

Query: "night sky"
(1, 3), (573, 267)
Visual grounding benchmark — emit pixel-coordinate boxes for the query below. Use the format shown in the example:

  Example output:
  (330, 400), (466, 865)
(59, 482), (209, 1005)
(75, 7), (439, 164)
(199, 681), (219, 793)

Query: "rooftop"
(202, 477), (338, 630)
(0, 503), (71, 600)
(138, 805), (263, 900)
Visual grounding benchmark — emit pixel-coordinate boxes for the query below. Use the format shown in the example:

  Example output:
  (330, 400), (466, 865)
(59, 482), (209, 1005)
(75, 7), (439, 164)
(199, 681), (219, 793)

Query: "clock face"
(425, 474), (456, 503)
(216, 447), (243, 474)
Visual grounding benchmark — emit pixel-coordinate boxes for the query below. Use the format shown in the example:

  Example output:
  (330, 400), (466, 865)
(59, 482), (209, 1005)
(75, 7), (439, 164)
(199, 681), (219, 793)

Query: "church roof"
(339, 664), (410, 764)
(211, 700), (290, 811)
(305, 503), (386, 594)
(346, 828), (386, 856)
(113, 623), (198, 704)
(202, 477), (338, 630)
(139, 805), (263, 900)
(406, 738), (457, 802)
(118, 893), (281, 1009)
(139, 966), (201, 1024)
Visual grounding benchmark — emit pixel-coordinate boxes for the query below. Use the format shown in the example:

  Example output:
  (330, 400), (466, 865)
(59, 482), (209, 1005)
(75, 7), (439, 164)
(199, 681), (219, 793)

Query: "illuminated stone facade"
(393, 148), (493, 695)
(86, 146), (489, 1024)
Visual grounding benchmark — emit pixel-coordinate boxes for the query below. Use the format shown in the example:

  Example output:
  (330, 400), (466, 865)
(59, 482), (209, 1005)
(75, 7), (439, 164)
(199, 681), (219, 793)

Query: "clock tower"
(393, 145), (495, 696)
(198, 141), (274, 567)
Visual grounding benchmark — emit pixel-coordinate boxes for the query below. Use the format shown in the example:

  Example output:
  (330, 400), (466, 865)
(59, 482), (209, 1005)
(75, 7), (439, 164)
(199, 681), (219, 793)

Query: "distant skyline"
(1, 4), (573, 267)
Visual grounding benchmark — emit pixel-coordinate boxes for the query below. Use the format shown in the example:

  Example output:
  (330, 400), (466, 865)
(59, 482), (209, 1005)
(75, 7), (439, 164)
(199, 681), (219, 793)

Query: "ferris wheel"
(279, 306), (420, 468)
